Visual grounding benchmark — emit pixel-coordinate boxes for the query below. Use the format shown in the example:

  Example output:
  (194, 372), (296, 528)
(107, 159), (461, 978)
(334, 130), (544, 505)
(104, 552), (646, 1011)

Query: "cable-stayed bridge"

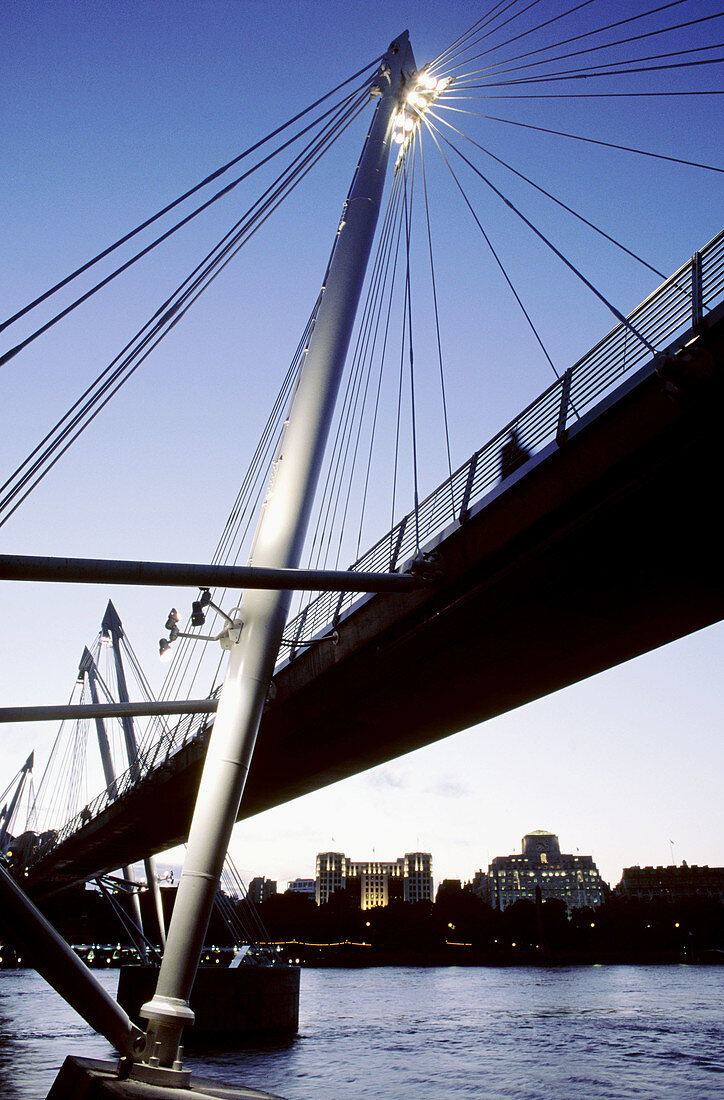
(17, 230), (724, 893)
(2, 8), (724, 1081)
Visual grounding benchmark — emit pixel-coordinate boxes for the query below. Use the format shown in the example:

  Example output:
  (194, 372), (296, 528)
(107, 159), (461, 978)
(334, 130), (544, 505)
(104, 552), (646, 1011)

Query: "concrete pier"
(118, 965), (300, 1042)
(47, 1056), (286, 1098)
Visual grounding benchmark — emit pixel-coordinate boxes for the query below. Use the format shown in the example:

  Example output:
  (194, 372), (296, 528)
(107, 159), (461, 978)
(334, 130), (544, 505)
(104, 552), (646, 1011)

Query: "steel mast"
(0, 752), (33, 854)
(140, 31), (416, 1070)
(101, 603), (167, 950)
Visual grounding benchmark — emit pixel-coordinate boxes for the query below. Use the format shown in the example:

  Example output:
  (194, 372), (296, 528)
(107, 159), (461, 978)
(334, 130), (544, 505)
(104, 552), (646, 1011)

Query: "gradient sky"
(1, 0), (722, 893)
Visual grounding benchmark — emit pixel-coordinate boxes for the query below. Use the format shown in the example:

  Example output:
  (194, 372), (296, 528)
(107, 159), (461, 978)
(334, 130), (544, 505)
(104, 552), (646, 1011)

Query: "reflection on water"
(1, 966), (722, 1098)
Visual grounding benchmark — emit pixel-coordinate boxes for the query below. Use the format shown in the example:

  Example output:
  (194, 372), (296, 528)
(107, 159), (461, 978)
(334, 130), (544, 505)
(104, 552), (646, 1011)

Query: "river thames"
(0, 965), (722, 1098)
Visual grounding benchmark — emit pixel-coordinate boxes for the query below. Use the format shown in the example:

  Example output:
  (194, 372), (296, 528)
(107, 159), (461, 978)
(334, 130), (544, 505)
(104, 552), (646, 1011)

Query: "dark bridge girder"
(28, 317), (724, 893)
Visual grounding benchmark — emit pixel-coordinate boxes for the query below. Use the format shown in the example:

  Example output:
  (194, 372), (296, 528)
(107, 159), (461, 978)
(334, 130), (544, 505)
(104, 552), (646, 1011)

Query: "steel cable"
(0, 91), (370, 529)
(0, 58), (381, 338)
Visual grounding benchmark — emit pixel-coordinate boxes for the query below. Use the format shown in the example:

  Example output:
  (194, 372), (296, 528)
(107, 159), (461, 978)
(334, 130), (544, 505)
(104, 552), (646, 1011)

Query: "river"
(0, 965), (721, 1098)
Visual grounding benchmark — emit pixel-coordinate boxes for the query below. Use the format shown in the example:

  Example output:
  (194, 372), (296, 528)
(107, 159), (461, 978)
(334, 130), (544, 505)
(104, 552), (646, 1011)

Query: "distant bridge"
(24, 231), (724, 893)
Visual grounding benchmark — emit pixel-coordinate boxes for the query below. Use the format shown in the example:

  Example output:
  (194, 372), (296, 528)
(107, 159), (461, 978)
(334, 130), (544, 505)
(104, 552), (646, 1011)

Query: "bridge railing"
(282, 229), (724, 654)
(35, 692), (220, 858)
(31, 230), (724, 861)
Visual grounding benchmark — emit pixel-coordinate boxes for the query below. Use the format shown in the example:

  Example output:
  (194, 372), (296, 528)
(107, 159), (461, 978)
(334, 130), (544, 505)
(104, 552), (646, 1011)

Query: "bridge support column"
(139, 30), (416, 1070)
(0, 862), (145, 1060)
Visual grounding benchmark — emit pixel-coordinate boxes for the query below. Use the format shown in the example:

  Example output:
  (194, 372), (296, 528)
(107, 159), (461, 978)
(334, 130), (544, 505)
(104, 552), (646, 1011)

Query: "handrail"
(282, 229), (724, 650)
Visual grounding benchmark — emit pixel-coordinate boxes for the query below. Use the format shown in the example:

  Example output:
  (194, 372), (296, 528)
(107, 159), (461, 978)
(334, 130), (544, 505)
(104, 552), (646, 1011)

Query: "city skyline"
(153, 823), (719, 899)
(2, 2), (722, 900)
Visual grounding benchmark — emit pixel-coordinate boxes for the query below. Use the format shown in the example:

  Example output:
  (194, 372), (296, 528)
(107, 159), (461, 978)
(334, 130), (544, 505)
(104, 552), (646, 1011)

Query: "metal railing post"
(556, 369), (573, 447)
(458, 452), (479, 523)
(692, 250), (704, 331)
(389, 515), (408, 571)
(289, 606), (309, 658)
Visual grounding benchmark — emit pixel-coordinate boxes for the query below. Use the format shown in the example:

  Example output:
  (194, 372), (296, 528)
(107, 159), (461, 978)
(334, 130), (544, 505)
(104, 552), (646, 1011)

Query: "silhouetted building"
(471, 869), (492, 905)
(247, 876), (277, 904)
(435, 879), (462, 903)
(287, 878), (315, 897)
(615, 863), (724, 902)
(488, 829), (606, 911)
(315, 851), (433, 908)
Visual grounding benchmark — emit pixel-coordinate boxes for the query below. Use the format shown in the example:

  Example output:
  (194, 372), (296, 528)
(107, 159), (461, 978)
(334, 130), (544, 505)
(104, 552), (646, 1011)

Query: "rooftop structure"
(287, 878), (315, 897)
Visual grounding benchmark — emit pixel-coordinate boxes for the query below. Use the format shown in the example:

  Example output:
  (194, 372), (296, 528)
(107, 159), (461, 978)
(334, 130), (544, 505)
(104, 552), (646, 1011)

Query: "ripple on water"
(1, 966), (723, 1099)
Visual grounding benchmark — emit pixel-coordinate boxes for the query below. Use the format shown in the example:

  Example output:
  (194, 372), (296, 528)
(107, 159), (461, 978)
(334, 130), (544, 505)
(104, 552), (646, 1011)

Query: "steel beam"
(0, 861), (145, 1060)
(0, 553), (419, 592)
(0, 700), (216, 723)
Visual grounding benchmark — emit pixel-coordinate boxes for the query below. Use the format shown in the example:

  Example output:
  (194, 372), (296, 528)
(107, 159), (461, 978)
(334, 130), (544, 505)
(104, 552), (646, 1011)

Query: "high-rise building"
(404, 852), (434, 903)
(315, 852), (348, 906)
(315, 851), (433, 908)
(247, 876), (277, 904)
(487, 830), (606, 911)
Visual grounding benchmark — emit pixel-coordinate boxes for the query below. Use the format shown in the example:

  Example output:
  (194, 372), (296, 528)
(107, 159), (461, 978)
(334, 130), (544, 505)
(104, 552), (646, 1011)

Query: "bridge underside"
(29, 318), (724, 893)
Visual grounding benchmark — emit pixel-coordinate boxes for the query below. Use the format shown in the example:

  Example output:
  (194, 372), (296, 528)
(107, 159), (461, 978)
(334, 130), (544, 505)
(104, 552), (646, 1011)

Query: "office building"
(470, 869), (492, 905)
(247, 876), (277, 904)
(615, 863), (724, 902)
(488, 830), (606, 911)
(315, 850), (433, 908)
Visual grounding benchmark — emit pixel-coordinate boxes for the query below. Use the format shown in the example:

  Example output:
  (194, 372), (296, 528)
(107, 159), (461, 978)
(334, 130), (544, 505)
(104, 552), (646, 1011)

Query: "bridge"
(21, 229), (724, 893)
(3, 8), (724, 1083)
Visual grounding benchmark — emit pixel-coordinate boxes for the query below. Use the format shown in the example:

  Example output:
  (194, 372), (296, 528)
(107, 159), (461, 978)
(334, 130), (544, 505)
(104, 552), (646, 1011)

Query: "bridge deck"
(27, 307), (724, 893)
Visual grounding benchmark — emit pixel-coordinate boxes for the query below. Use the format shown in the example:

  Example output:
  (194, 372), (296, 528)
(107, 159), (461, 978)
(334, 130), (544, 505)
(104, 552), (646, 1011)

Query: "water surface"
(0, 966), (721, 1098)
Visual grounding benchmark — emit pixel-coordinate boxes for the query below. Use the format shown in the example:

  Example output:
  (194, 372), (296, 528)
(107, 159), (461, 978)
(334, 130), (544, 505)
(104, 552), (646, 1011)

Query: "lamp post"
(139, 31), (416, 1072)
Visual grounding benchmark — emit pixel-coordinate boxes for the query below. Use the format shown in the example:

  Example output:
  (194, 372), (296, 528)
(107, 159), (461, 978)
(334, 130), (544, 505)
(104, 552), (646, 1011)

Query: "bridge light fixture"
(392, 73), (453, 164)
(165, 608), (181, 631)
(159, 591), (243, 658)
(191, 587), (213, 627)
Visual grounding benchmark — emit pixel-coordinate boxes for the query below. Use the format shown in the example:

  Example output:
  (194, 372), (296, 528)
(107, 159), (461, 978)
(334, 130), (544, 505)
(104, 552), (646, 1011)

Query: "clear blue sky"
(1, 0), (722, 891)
